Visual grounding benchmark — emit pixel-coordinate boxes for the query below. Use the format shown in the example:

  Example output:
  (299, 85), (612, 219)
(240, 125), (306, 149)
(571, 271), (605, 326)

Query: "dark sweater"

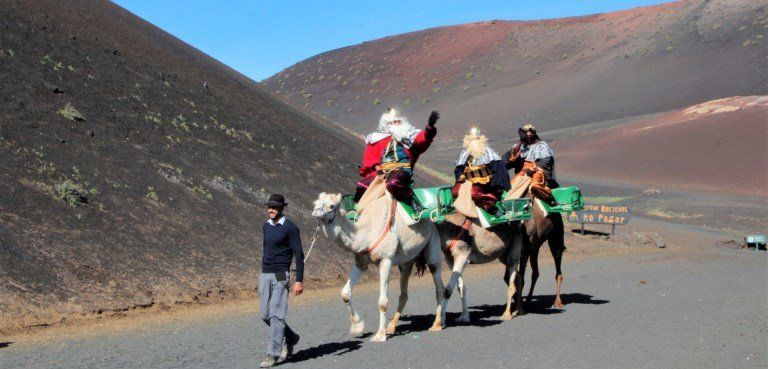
(262, 218), (304, 282)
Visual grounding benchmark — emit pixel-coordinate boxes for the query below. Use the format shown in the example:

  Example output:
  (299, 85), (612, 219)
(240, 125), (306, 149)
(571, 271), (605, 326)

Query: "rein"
(362, 199), (397, 255)
(303, 225), (321, 263)
(448, 219), (473, 251)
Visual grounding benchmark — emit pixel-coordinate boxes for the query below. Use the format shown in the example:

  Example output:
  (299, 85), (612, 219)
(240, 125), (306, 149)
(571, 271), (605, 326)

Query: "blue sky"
(113, 0), (671, 81)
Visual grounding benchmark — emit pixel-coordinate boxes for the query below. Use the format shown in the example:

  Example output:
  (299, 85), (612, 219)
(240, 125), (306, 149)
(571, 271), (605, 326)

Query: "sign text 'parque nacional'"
(567, 204), (631, 226)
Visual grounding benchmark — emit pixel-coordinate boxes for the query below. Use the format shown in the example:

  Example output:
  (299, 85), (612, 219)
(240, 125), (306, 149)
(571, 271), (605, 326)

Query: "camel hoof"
(349, 320), (365, 336)
(499, 311), (517, 321)
(385, 324), (397, 335)
(553, 300), (564, 309)
(456, 314), (470, 323)
(370, 332), (387, 342)
(428, 324), (444, 332)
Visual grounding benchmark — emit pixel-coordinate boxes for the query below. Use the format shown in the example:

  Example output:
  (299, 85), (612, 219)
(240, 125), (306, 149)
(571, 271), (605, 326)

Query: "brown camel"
(520, 195), (566, 309)
(436, 214), (524, 322)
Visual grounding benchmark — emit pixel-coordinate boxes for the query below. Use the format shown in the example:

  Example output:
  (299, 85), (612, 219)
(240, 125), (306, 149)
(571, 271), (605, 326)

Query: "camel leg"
(426, 231), (446, 332)
(386, 262), (414, 335)
(456, 275), (470, 322)
(500, 265), (520, 320)
(550, 214), (566, 309)
(501, 226), (524, 320)
(441, 248), (470, 325)
(527, 246), (540, 304)
(370, 258), (392, 342)
(341, 261), (366, 336)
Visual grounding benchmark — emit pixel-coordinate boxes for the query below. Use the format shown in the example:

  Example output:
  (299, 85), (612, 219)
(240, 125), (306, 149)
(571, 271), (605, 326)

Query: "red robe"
(359, 125), (436, 178)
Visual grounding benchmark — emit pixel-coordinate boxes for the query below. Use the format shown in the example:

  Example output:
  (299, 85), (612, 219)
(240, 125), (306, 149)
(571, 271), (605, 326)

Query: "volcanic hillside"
(554, 96), (768, 195)
(0, 0), (361, 332)
(265, 0), (767, 173)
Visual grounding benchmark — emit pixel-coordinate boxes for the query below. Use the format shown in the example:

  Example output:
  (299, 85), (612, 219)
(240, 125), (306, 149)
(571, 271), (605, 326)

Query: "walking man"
(259, 194), (304, 368)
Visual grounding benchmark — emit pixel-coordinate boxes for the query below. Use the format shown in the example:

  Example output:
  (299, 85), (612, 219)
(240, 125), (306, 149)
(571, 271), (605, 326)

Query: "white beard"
(387, 121), (416, 142)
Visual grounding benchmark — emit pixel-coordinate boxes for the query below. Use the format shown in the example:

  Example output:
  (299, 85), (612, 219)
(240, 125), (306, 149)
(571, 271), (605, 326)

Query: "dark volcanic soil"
(0, 0), (363, 332)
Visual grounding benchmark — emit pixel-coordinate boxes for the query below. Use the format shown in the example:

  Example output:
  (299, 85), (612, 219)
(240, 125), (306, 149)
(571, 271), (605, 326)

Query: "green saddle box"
(538, 186), (584, 213)
(341, 187), (456, 223)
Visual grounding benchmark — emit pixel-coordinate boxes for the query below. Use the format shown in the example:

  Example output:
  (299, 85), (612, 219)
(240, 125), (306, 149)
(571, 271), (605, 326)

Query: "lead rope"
(303, 225), (321, 264)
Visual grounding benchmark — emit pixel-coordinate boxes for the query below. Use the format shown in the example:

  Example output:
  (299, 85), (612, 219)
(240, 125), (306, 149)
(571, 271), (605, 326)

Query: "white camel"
(436, 214), (524, 322)
(312, 192), (446, 342)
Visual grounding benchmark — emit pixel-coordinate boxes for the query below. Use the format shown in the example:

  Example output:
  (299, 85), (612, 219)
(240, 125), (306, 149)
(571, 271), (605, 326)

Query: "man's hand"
(428, 111), (440, 127)
(292, 282), (304, 296)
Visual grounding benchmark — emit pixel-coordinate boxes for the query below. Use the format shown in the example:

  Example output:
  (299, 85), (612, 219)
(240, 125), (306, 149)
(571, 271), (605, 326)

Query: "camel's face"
(312, 192), (343, 224)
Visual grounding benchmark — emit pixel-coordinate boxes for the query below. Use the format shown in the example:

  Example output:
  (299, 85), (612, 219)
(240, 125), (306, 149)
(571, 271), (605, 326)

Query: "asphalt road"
(1, 245), (765, 369)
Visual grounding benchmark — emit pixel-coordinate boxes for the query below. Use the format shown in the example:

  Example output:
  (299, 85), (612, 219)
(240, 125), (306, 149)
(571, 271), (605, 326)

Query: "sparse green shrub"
(145, 112), (162, 124)
(145, 187), (159, 202)
(534, 70), (540, 75)
(371, 79), (380, 86)
(404, 99), (411, 106)
(56, 180), (87, 207)
(465, 72), (474, 79)
(372, 98), (381, 106)
(191, 184), (213, 200)
(58, 103), (85, 122)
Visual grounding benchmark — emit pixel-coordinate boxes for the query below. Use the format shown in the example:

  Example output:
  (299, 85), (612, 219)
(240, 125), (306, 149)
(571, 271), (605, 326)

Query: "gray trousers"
(259, 271), (297, 357)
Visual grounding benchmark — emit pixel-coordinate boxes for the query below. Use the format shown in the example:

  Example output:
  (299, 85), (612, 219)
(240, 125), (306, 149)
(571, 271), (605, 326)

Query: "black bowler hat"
(265, 194), (288, 207)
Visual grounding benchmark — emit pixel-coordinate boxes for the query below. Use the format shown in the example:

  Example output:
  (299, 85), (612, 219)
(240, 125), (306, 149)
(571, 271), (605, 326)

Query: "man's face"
(390, 119), (402, 126)
(524, 131), (535, 143)
(267, 206), (284, 220)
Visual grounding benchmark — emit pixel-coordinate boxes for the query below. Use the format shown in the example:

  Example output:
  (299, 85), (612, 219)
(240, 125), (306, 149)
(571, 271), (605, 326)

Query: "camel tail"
(414, 247), (428, 277)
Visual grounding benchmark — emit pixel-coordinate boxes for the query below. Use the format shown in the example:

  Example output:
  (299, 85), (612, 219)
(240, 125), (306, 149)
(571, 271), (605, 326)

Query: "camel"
(311, 192), (446, 342)
(519, 194), (566, 309)
(436, 213), (524, 322)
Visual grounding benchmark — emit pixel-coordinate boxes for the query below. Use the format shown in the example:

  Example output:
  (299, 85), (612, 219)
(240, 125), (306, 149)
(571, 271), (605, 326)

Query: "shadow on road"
(0, 342), (12, 349)
(570, 229), (611, 236)
(284, 334), (370, 364)
(394, 306), (505, 336)
(525, 293), (609, 314)
(393, 293), (609, 335)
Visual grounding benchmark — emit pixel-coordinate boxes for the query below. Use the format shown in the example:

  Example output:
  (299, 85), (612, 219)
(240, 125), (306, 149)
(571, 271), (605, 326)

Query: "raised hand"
(428, 111), (440, 127)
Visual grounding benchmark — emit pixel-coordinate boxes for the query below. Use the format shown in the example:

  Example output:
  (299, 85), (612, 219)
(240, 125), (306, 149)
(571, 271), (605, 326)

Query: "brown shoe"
(259, 355), (276, 368)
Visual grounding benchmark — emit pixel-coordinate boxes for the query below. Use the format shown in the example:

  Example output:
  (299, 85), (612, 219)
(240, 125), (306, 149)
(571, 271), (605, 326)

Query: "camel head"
(312, 192), (344, 225)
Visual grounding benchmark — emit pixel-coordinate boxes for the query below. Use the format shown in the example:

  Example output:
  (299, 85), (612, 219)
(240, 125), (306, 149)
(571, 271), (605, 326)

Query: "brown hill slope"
(264, 0), (767, 142)
(0, 0), (361, 332)
(553, 96), (768, 195)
